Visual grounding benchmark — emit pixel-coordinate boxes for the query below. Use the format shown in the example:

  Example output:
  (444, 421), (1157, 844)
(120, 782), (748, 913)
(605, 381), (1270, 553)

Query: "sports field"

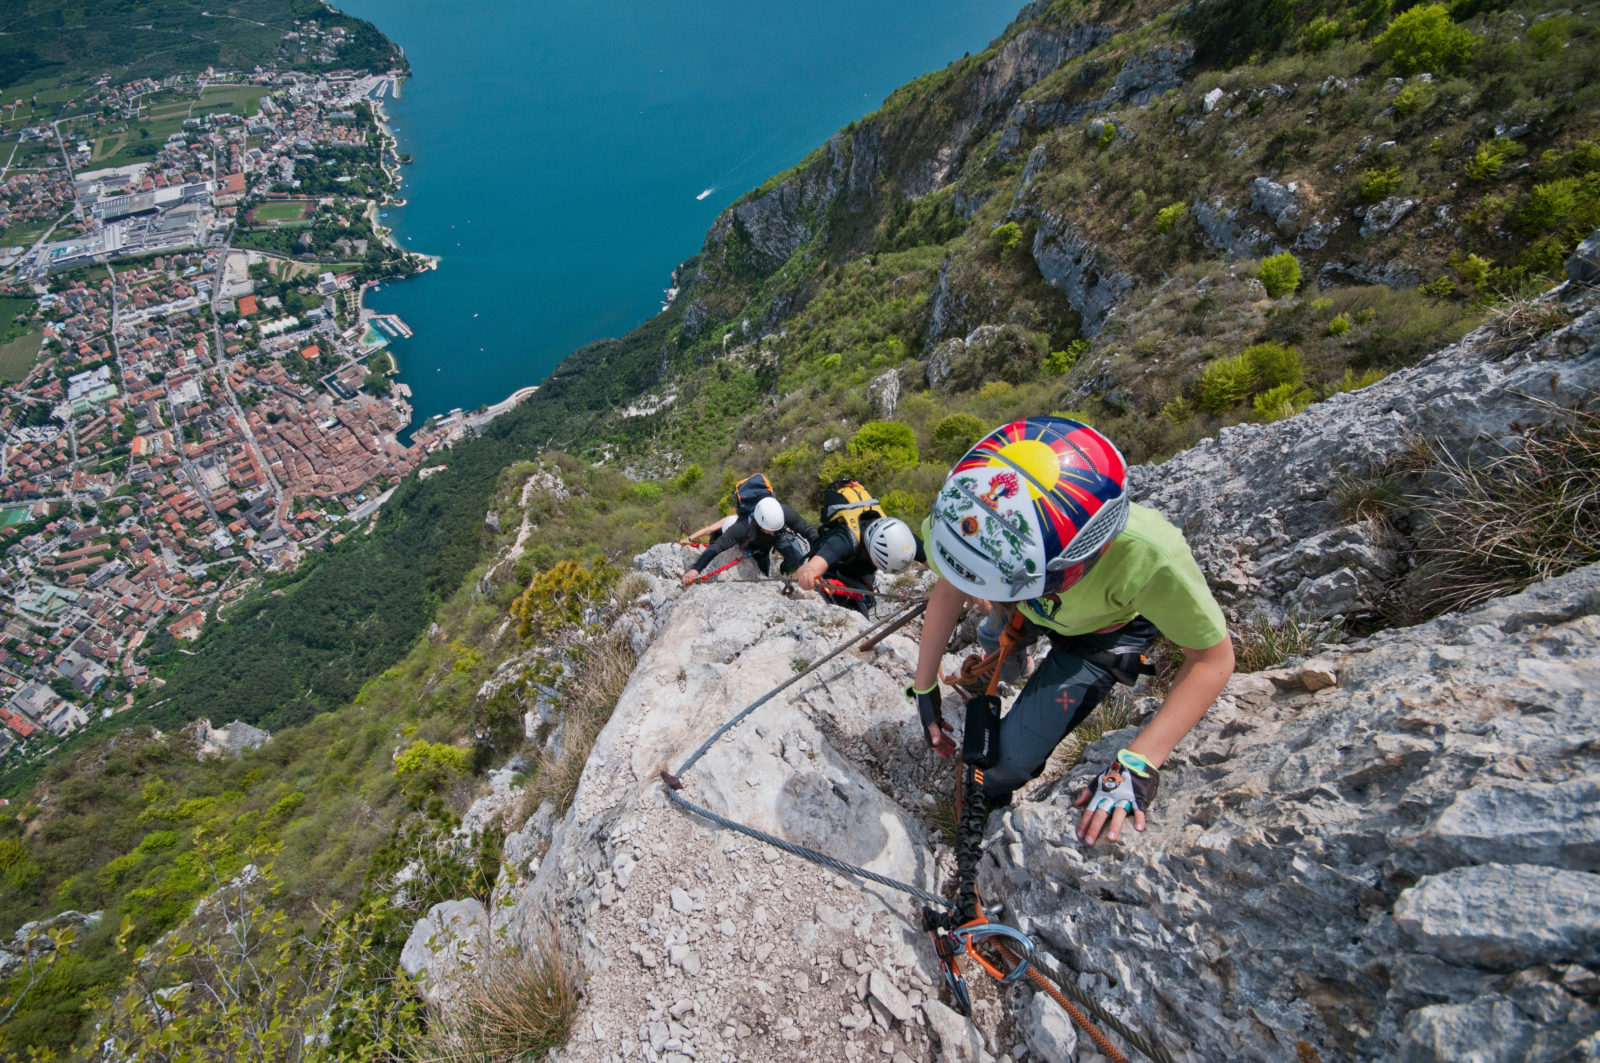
(251, 200), (314, 224)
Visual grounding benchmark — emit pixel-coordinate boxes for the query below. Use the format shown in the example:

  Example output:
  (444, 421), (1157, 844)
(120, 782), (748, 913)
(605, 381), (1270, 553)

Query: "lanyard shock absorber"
(924, 609), (1037, 1015)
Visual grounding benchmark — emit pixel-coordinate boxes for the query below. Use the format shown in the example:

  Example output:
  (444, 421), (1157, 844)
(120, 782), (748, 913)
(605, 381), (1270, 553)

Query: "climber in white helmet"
(793, 476), (924, 615)
(681, 474), (815, 586)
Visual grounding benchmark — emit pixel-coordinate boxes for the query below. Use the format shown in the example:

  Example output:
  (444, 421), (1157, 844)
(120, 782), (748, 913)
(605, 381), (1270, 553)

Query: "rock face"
(1130, 290), (1600, 623)
(187, 718), (270, 760)
(1030, 213), (1136, 336)
(487, 583), (1008, 1063)
(983, 566), (1600, 1062)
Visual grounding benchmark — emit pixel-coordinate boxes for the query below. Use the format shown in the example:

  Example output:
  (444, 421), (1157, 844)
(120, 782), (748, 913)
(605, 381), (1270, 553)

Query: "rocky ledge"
(985, 563), (1600, 1063)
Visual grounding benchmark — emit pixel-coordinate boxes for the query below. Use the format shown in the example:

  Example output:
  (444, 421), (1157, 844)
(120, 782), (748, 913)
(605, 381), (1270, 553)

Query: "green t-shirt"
(921, 504), (1228, 649)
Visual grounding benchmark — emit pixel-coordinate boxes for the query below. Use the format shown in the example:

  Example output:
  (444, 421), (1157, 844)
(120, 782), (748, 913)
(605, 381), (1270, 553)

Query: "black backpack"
(732, 474), (775, 519)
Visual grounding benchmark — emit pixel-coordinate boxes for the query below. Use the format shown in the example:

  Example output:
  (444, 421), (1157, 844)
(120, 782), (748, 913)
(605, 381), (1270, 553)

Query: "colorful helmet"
(929, 417), (1128, 601)
(752, 496), (785, 532)
(865, 517), (917, 573)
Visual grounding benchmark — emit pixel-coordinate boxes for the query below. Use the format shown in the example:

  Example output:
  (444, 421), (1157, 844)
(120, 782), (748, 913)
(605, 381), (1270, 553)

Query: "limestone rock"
(1129, 294), (1600, 624)
(1394, 864), (1600, 970)
(1250, 177), (1302, 235)
(1017, 988), (1078, 1062)
(188, 718), (270, 760)
(869, 368), (902, 419)
(1031, 213), (1135, 337)
(400, 898), (490, 1007)
(1192, 195), (1277, 259)
(923, 999), (994, 1063)
(985, 566), (1600, 1062)
(1361, 196), (1419, 237)
(1568, 229), (1600, 288)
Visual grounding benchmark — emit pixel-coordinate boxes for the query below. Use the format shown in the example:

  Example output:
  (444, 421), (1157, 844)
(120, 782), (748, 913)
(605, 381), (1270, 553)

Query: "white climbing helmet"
(753, 496), (785, 532)
(721, 514), (737, 534)
(866, 517), (917, 572)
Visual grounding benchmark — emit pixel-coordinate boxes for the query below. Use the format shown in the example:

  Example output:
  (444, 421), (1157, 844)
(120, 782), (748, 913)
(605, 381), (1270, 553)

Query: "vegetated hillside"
(30, 0), (1595, 772)
(0, 0), (403, 90)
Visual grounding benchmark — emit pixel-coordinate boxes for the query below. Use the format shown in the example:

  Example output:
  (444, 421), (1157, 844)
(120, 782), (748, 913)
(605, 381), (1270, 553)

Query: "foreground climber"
(681, 475), (815, 586)
(793, 476), (922, 613)
(908, 417), (1234, 847)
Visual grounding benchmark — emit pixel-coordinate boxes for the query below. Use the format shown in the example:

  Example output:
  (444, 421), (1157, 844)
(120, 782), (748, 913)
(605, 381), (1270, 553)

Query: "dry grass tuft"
(1233, 610), (1341, 673)
(422, 926), (581, 1061)
(1403, 408), (1600, 618)
(523, 633), (638, 816)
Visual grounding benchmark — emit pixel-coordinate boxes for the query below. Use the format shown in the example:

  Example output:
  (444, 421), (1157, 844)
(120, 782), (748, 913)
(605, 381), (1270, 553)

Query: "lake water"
(335, 0), (1017, 433)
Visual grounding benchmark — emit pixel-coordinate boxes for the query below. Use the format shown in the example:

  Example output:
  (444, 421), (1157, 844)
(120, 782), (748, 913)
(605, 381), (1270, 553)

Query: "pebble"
(671, 887), (695, 914)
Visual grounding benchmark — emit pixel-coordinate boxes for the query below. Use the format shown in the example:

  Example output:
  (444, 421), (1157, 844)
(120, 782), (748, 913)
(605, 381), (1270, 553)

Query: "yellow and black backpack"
(820, 477), (882, 548)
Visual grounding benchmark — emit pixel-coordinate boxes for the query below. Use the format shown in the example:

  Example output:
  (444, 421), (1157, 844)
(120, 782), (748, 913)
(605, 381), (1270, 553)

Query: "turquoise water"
(336, 0), (1016, 433)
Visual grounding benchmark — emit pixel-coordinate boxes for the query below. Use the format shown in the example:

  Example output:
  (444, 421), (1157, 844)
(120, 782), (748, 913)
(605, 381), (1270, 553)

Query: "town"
(0, 21), (472, 757)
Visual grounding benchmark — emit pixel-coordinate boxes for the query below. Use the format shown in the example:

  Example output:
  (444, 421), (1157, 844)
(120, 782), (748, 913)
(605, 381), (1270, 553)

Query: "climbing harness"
(659, 584), (1174, 1063)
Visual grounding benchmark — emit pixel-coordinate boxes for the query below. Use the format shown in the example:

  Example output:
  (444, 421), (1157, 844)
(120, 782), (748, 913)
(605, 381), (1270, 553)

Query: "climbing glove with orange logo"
(1081, 748), (1160, 816)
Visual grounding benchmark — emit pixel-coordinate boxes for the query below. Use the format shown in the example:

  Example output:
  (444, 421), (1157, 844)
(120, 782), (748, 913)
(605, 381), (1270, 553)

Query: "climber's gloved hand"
(1074, 748), (1160, 846)
(907, 683), (956, 759)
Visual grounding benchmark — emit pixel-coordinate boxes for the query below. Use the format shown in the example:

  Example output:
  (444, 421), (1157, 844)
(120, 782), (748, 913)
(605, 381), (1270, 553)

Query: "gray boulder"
(1568, 230), (1600, 288)
(1394, 864), (1600, 970)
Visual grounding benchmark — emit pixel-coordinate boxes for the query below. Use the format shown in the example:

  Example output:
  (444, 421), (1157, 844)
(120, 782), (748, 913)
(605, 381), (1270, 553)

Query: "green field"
(0, 331), (43, 384)
(194, 85), (266, 118)
(0, 218), (56, 249)
(251, 200), (314, 223)
(0, 507), (28, 528)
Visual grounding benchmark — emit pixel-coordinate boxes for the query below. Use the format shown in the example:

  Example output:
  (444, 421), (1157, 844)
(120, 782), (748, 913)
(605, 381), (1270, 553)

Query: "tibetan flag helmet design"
(930, 417), (1129, 601)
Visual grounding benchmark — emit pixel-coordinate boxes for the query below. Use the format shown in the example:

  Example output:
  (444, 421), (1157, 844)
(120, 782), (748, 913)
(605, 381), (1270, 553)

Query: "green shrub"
(929, 413), (987, 463)
(1198, 354), (1257, 412)
(1253, 383), (1313, 422)
(670, 463), (703, 492)
(1326, 367), (1388, 395)
(631, 481), (663, 503)
(1373, 4), (1478, 74)
(1393, 81), (1437, 118)
(1464, 137), (1524, 181)
(1526, 15), (1571, 59)
(1257, 253), (1302, 298)
(1419, 276), (1458, 297)
(818, 352), (842, 371)
(848, 420), (919, 469)
(1043, 339), (1087, 376)
(990, 221), (1023, 251)
(1244, 340), (1303, 388)
(1515, 176), (1600, 237)
(1357, 165), (1403, 203)
(393, 740), (469, 797)
(1097, 122), (1117, 149)
(1155, 201), (1187, 234)
(1298, 15), (1343, 51)
(1327, 313), (1352, 336)
(1457, 253), (1491, 289)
